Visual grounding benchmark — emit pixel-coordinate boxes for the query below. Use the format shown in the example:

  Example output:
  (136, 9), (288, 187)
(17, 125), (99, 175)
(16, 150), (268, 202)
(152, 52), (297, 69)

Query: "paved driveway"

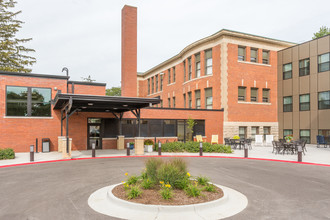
(0, 157), (329, 219)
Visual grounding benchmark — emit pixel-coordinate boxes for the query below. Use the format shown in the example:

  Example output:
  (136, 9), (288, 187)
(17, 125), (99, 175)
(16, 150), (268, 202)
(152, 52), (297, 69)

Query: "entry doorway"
(88, 118), (102, 150)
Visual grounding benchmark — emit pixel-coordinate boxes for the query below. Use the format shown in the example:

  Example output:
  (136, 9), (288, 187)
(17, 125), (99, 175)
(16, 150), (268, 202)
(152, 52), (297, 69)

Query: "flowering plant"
(233, 135), (240, 140)
(284, 135), (293, 142)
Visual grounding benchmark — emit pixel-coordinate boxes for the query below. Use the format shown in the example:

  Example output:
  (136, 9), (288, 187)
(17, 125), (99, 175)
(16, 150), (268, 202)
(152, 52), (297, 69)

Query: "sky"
(14, 0), (330, 88)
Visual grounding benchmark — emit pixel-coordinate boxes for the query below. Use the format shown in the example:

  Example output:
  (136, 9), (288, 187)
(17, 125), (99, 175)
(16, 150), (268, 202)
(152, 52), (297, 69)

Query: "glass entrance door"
(88, 122), (102, 150)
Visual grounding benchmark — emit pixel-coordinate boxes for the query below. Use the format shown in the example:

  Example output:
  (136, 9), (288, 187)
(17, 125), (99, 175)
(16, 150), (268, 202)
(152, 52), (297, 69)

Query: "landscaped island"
(112, 158), (224, 205)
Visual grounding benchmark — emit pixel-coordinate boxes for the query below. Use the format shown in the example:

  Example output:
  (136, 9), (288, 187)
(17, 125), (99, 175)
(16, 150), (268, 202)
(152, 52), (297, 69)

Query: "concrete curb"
(88, 183), (248, 220)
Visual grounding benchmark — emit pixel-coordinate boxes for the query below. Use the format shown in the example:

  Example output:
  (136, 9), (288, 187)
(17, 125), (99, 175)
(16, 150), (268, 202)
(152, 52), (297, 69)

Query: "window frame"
(172, 97), (176, 108)
(250, 87), (258, 102)
(188, 57), (192, 80)
(205, 49), (213, 75)
(155, 75), (158, 92)
(172, 67), (176, 83)
(168, 69), (171, 84)
(283, 63), (292, 80)
(195, 90), (201, 109)
(205, 88), (213, 109)
(160, 75), (163, 91)
(262, 50), (269, 64)
(188, 92), (192, 108)
(6, 85), (52, 117)
(300, 129), (310, 144)
(238, 86), (246, 101)
(238, 46), (246, 61)
(262, 88), (270, 103)
(318, 52), (330, 73)
(147, 79), (150, 95)
(250, 48), (258, 63)
(318, 91), (330, 110)
(151, 77), (154, 93)
(299, 58), (310, 76)
(195, 53), (201, 78)
(283, 96), (293, 112)
(299, 94), (310, 111)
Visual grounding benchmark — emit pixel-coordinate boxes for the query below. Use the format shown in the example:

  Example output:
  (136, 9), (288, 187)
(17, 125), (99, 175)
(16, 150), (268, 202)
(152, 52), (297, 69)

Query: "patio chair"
(245, 138), (252, 150)
(230, 139), (238, 149)
(275, 141), (284, 155)
(224, 138), (231, 146)
(316, 135), (327, 148)
(211, 135), (218, 144)
(272, 141), (277, 153)
(196, 135), (203, 143)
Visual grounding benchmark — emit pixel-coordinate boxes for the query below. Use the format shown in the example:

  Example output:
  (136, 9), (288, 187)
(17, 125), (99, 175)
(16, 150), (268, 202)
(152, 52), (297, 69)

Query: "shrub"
(160, 142), (232, 153)
(203, 184), (216, 192)
(160, 183), (173, 200)
(145, 158), (163, 182)
(140, 170), (148, 180)
(160, 142), (184, 152)
(196, 176), (210, 186)
(157, 159), (187, 188)
(174, 175), (190, 189)
(144, 139), (154, 145)
(185, 182), (201, 197)
(126, 185), (142, 199)
(141, 178), (154, 189)
(0, 148), (15, 160)
(126, 175), (139, 185)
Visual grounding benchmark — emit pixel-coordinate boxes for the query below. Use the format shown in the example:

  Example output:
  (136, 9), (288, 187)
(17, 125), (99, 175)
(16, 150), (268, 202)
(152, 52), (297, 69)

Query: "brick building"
(136, 28), (295, 141)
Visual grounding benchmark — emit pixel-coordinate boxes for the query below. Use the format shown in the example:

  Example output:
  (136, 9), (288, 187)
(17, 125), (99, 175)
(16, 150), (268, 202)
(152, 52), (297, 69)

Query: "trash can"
(58, 136), (66, 152)
(42, 138), (50, 152)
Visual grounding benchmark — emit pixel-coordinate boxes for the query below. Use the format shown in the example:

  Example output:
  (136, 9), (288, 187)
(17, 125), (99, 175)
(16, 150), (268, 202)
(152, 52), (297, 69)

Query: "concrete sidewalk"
(1, 144), (329, 167)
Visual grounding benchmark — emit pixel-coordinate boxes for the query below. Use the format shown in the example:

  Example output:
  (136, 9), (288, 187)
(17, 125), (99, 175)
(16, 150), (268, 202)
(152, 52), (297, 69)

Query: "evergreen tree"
(0, 0), (36, 73)
(313, 26), (330, 39)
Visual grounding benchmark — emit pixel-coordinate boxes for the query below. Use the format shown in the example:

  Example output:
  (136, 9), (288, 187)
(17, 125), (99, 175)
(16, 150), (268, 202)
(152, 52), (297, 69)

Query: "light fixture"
(88, 103), (93, 106)
(123, 104), (128, 107)
(105, 110), (110, 112)
(113, 107), (118, 110)
(82, 106), (87, 109)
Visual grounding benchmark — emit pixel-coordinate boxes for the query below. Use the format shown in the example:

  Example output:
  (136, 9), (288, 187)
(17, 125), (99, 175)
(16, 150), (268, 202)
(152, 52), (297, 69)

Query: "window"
(183, 94), (186, 108)
(160, 74), (163, 91)
(300, 130), (310, 144)
(284, 129), (293, 138)
(262, 50), (269, 64)
(283, 63), (292, 80)
(188, 92), (192, 108)
(195, 90), (201, 109)
(155, 75), (158, 92)
(205, 88), (213, 109)
(299, 94), (310, 111)
(173, 67), (176, 83)
(251, 88), (258, 102)
(183, 60), (186, 82)
(168, 98), (171, 108)
(6, 86), (51, 117)
(188, 57), (192, 80)
(263, 127), (271, 141)
(238, 87), (246, 101)
(262, 89), (270, 102)
(239, 127), (247, 139)
(160, 100), (163, 108)
(151, 77), (154, 93)
(318, 53), (330, 72)
(173, 97), (176, 108)
(205, 49), (212, 75)
(168, 69), (171, 84)
(299, 58), (310, 76)
(318, 91), (330, 109)
(147, 79), (150, 95)
(250, 48), (258, 63)
(251, 127), (259, 141)
(195, 53), (200, 78)
(238, 46), (246, 61)
(283, 96), (293, 112)
(164, 120), (176, 137)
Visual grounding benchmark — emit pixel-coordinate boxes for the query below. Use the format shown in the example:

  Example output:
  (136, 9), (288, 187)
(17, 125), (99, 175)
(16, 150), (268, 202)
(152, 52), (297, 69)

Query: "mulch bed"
(112, 184), (224, 206)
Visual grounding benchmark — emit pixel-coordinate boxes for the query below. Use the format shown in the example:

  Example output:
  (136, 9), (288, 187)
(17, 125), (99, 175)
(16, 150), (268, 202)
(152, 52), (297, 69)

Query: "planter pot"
(129, 144), (134, 150)
(144, 145), (153, 152)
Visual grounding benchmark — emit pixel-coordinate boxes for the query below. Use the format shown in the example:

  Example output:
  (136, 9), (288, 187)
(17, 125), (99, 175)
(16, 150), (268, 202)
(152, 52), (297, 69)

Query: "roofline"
(0, 71), (69, 80)
(278, 33), (330, 52)
(140, 29), (297, 76)
(68, 81), (106, 87)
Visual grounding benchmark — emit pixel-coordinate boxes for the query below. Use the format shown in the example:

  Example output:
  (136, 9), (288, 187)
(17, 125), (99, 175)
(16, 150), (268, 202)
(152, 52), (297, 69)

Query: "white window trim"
(182, 74), (213, 85)
(237, 101), (271, 105)
(238, 60), (271, 67)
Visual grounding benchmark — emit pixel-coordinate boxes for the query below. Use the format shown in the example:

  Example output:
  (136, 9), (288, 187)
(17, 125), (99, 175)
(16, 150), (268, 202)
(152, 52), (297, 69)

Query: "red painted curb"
(1, 155), (330, 168)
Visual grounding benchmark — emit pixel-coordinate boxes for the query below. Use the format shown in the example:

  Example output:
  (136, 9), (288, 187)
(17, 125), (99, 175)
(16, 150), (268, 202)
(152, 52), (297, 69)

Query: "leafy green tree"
(106, 87), (121, 96)
(313, 26), (330, 39)
(81, 75), (96, 82)
(0, 0), (36, 72)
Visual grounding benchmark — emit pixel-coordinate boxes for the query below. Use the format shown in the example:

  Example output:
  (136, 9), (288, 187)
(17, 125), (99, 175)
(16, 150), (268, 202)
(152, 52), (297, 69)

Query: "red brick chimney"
(121, 5), (137, 97)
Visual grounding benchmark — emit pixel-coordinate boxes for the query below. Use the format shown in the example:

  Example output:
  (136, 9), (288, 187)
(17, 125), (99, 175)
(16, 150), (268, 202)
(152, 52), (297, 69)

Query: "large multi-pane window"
(205, 88), (213, 109)
(263, 127), (271, 141)
(188, 57), (192, 80)
(283, 63), (292, 80)
(173, 67), (176, 83)
(160, 74), (163, 91)
(299, 58), (310, 76)
(239, 127), (247, 139)
(262, 89), (270, 102)
(195, 90), (201, 109)
(319, 91), (330, 109)
(238, 87), (246, 101)
(151, 77), (154, 93)
(251, 126), (259, 141)
(195, 53), (200, 78)
(188, 92), (192, 108)
(155, 75), (158, 92)
(183, 60), (186, 82)
(205, 49), (212, 75)
(262, 50), (269, 64)
(6, 86), (51, 117)
(250, 48), (258, 62)
(284, 129), (293, 137)
(300, 130), (310, 144)
(168, 69), (171, 84)
(299, 94), (310, 111)
(238, 46), (246, 61)
(318, 53), (330, 72)
(250, 88), (258, 102)
(148, 79), (150, 95)
(283, 96), (293, 112)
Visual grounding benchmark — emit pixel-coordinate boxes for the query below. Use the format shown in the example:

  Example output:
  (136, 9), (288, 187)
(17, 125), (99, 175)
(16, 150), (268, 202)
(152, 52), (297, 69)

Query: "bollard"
(158, 141), (162, 156)
(36, 138), (38, 153)
(199, 142), (203, 156)
(297, 145), (302, 162)
(92, 143), (96, 158)
(244, 145), (248, 158)
(30, 145), (34, 162)
(127, 143), (130, 156)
